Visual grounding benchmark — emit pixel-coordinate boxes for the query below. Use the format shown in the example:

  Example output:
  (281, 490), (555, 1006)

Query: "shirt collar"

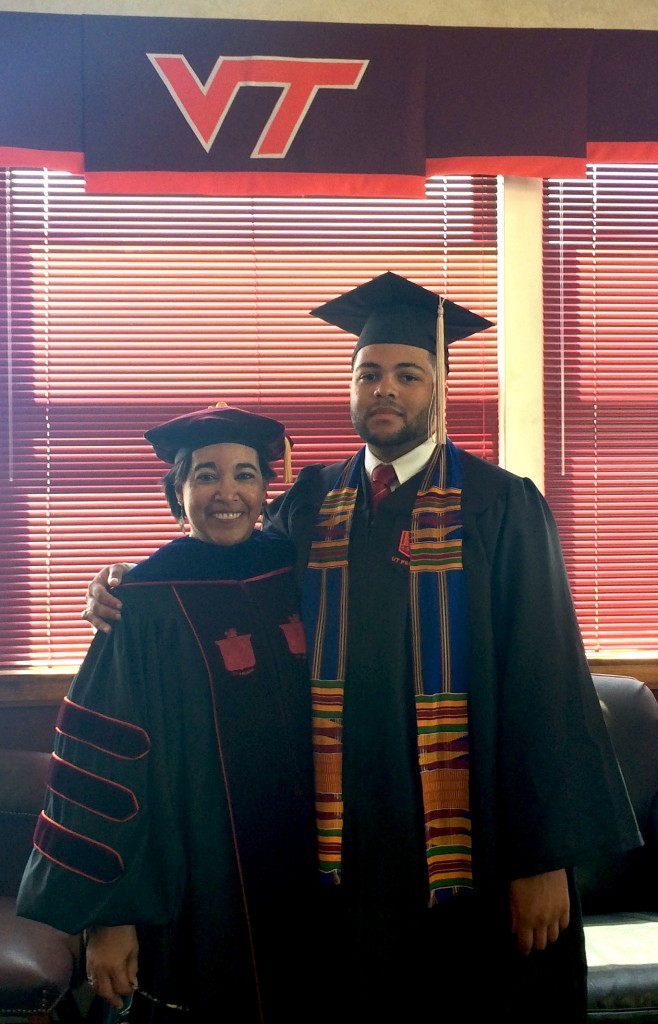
(364, 437), (437, 485)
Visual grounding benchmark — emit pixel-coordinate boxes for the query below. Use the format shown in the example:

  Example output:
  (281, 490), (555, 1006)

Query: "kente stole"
(302, 440), (472, 905)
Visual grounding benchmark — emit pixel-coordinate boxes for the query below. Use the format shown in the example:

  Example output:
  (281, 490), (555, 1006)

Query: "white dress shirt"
(364, 437), (438, 490)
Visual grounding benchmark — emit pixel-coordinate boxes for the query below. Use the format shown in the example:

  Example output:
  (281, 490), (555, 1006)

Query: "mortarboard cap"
(310, 271), (494, 359)
(145, 404), (291, 476)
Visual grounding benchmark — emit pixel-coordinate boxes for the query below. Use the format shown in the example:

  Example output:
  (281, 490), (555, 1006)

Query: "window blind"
(543, 165), (658, 654)
(0, 170), (498, 672)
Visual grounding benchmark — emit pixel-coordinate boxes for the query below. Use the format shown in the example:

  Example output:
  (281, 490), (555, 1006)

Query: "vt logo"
(147, 54), (369, 157)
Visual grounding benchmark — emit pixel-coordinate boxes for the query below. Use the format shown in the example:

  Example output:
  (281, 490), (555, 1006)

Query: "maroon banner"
(425, 28), (593, 179)
(0, 13), (657, 196)
(82, 16), (429, 196)
(0, 13), (83, 172)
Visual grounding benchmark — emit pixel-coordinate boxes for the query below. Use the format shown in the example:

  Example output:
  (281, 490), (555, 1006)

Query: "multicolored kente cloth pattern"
(302, 440), (472, 902)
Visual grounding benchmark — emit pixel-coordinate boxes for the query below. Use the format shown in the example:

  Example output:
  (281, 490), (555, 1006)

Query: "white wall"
(1, 0), (658, 28)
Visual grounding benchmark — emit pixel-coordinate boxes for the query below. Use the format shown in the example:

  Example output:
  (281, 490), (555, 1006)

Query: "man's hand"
(509, 868), (570, 955)
(85, 924), (138, 1009)
(83, 564), (134, 634)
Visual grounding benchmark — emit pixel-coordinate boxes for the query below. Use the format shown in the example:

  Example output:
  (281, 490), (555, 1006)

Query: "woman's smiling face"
(176, 442), (267, 546)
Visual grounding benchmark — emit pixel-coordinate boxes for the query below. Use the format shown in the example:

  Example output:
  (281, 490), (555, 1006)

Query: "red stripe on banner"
(586, 141), (658, 164)
(426, 155), (588, 179)
(82, 170), (428, 198)
(0, 147), (84, 174)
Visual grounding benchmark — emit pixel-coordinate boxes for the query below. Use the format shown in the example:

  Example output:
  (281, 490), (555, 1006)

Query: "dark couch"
(578, 674), (658, 1021)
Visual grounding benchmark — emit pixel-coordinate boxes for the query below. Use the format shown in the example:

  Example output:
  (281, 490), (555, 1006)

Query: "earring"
(178, 503), (186, 533)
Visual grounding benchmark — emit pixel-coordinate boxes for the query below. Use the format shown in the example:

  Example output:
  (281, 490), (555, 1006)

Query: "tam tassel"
(283, 435), (293, 483)
(435, 298), (447, 446)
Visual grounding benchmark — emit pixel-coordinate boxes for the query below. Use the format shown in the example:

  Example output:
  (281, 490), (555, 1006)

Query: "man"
(86, 272), (640, 1023)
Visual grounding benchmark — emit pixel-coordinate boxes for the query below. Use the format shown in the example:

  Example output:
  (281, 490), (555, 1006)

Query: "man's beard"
(350, 404), (433, 449)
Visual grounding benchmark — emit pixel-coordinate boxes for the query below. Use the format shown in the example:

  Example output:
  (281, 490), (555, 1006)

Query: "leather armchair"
(0, 748), (83, 1023)
(578, 674), (658, 1021)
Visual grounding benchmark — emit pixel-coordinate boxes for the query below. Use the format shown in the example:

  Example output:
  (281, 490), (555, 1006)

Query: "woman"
(17, 406), (317, 1023)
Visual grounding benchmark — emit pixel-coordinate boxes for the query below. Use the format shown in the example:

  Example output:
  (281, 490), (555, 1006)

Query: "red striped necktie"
(370, 462), (397, 511)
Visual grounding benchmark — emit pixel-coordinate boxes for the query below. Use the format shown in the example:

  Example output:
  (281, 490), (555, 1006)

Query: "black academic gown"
(17, 533), (317, 1024)
(264, 447), (642, 1023)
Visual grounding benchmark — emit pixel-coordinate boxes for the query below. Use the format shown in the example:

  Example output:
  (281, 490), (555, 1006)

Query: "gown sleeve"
(16, 598), (186, 935)
(471, 470), (642, 878)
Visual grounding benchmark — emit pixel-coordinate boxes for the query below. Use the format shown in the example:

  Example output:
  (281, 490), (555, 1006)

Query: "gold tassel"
(435, 299), (447, 446)
(283, 435), (293, 484)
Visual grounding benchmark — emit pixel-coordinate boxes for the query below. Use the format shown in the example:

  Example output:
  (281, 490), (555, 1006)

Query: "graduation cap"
(310, 271), (493, 359)
(145, 403), (293, 480)
(310, 272), (494, 445)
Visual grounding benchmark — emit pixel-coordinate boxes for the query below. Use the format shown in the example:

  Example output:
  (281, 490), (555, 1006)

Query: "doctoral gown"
(17, 533), (317, 1023)
(264, 446), (642, 1023)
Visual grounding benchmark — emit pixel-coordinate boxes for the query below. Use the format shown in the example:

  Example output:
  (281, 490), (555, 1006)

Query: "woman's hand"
(82, 565), (134, 634)
(85, 924), (139, 1009)
(509, 868), (570, 955)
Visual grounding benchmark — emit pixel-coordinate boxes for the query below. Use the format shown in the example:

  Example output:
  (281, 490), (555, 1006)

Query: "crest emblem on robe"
(398, 530), (411, 560)
(215, 628), (255, 675)
(279, 614), (307, 656)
